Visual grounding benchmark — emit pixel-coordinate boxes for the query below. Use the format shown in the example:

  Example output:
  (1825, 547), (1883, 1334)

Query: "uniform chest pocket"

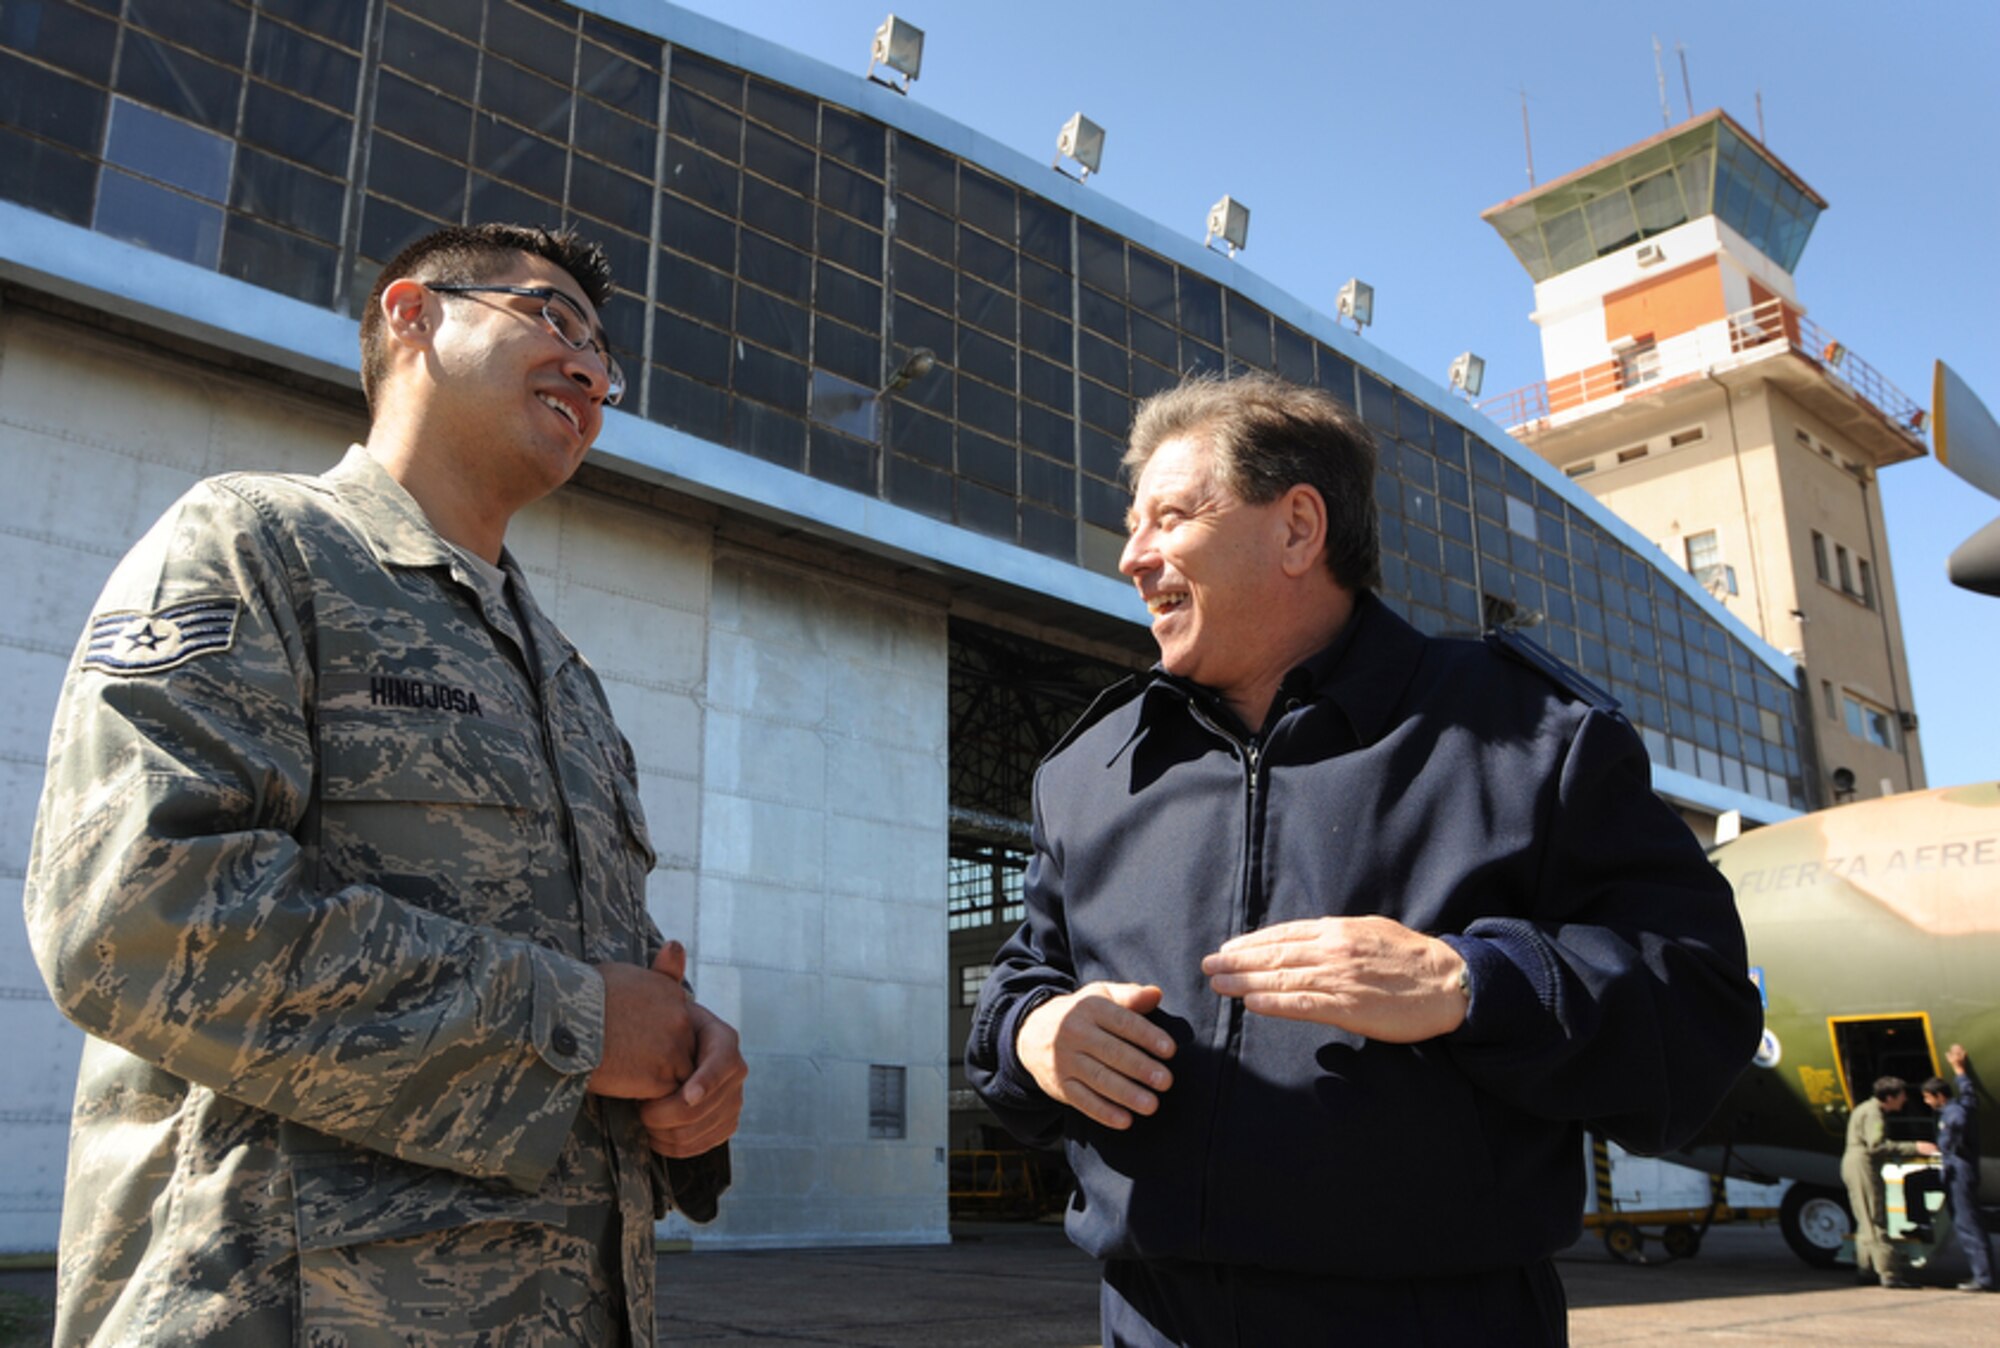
(319, 709), (542, 807)
(314, 711), (550, 921)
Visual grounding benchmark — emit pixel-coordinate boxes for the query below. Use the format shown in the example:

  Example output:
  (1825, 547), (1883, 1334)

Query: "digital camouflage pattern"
(26, 447), (708, 1346)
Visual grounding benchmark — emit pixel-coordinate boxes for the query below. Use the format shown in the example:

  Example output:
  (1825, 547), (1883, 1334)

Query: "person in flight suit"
(25, 224), (745, 1346)
(1843, 1076), (1936, 1288)
(1921, 1046), (1995, 1291)
(965, 371), (1763, 1346)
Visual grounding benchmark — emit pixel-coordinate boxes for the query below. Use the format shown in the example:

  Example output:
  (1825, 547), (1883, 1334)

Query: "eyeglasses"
(425, 283), (625, 406)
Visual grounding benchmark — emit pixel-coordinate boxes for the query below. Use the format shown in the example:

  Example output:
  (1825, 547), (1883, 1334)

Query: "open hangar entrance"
(943, 617), (1139, 1217)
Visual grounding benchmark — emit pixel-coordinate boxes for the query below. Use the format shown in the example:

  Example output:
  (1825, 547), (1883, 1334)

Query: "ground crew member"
(25, 224), (746, 1345)
(966, 372), (1763, 1345)
(1921, 1046), (1995, 1292)
(1842, 1076), (1936, 1288)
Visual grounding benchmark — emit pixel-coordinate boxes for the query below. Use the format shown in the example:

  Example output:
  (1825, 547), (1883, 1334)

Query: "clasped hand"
(1018, 916), (1467, 1132)
(589, 941), (746, 1157)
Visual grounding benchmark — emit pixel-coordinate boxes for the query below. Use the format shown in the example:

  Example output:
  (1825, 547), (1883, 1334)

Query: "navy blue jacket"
(965, 594), (1762, 1279)
(1940, 1073), (1980, 1178)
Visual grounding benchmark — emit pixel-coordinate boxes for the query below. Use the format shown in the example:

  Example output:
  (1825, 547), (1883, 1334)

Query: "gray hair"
(1124, 372), (1380, 592)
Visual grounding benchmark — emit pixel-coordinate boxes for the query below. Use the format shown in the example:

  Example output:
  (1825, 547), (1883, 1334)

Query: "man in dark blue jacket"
(965, 372), (1763, 1345)
(1922, 1045), (1995, 1291)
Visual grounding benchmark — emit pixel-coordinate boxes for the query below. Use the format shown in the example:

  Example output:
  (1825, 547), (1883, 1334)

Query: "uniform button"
(550, 1026), (578, 1056)
(1285, 698), (1303, 712)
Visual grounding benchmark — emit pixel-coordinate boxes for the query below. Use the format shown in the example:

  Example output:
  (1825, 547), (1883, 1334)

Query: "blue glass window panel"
(897, 138), (953, 210)
(1128, 248), (1174, 322)
(1226, 296), (1272, 368)
(652, 309), (729, 384)
(959, 165), (1014, 241)
(1078, 330), (1126, 391)
(0, 124), (96, 222)
(1020, 352), (1072, 415)
(958, 226), (1015, 290)
(1079, 474), (1126, 531)
(660, 194), (734, 270)
(251, 22), (359, 111)
(647, 365), (727, 440)
(468, 171), (558, 227)
(816, 262), (881, 333)
(579, 42), (658, 119)
(1020, 505), (1074, 561)
(0, 51), (105, 151)
(815, 159), (882, 230)
(221, 213), (336, 304)
(733, 343), (808, 413)
(819, 105), (883, 177)
(381, 10), (477, 102)
(887, 452), (952, 519)
(115, 32), (239, 133)
(2, 0), (115, 81)
(1020, 451), (1073, 509)
(360, 192), (437, 261)
(481, 58), (570, 138)
(261, 0), (368, 50)
(957, 477), (1015, 541)
(957, 376), (1015, 440)
(957, 327), (1015, 390)
(368, 133), (465, 220)
(489, 1), (575, 85)
(891, 296), (952, 374)
(95, 168), (223, 266)
(1077, 222), (1123, 296)
(808, 426), (876, 493)
(1078, 425), (1121, 481)
(737, 283), (808, 355)
(1630, 169), (1685, 236)
(233, 144), (345, 242)
(808, 369), (879, 443)
(473, 123), (565, 201)
(243, 83), (353, 177)
(817, 209), (881, 277)
(746, 76), (815, 142)
(128, 0), (247, 65)
(1020, 400), (1072, 463)
(812, 315), (878, 387)
(957, 426), (1014, 489)
(1019, 256), (1068, 316)
(570, 158), (650, 233)
(890, 404), (951, 467)
(670, 48), (740, 106)
(1018, 192), (1069, 269)
(1177, 272), (1221, 345)
(745, 121), (813, 189)
(105, 98), (232, 200)
(670, 87), (740, 160)
(375, 72), (471, 156)
(743, 176), (811, 249)
(958, 275), (1014, 338)
(397, 0), (481, 35)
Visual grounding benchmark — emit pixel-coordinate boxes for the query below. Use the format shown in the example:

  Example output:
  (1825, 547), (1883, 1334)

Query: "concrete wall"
(0, 305), (953, 1252)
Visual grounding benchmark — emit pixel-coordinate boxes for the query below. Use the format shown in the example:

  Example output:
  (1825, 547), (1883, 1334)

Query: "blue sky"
(669, 0), (1999, 790)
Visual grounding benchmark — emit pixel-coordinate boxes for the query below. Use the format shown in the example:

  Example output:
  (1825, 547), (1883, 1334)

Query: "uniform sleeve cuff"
(1439, 932), (1542, 1046)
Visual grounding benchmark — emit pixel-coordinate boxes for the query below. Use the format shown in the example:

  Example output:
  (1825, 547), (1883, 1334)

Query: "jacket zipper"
(1184, 698), (1265, 1261)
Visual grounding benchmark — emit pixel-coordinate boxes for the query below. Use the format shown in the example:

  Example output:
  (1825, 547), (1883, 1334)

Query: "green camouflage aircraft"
(1675, 781), (1999, 1269)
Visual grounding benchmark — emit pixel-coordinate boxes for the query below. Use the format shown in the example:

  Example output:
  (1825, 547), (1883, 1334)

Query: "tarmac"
(2, 1219), (1994, 1345)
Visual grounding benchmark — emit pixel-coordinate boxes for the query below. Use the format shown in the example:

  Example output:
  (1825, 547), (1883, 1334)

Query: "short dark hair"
(1123, 372), (1381, 592)
(1873, 1076), (1908, 1102)
(359, 223), (614, 413)
(1921, 1076), (1952, 1100)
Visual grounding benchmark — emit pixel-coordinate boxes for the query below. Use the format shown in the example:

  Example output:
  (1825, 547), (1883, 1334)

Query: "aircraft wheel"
(1603, 1221), (1643, 1263)
(1780, 1183), (1853, 1268)
(1662, 1223), (1701, 1260)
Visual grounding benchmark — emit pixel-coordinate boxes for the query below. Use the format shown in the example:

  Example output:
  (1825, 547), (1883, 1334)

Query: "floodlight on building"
(1448, 352), (1485, 399)
(1204, 196), (1249, 256)
(879, 347), (937, 397)
(866, 15), (924, 93)
(1336, 278), (1373, 332)
(1053, 113), (1105, 181)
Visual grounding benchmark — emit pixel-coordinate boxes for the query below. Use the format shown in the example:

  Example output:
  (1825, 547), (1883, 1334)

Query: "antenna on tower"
(1677, 42), (1693, 120)
(1756, 88), (1766, 141)
(1520, 87), (1535, 187)
(1652, 36), (1671, 128)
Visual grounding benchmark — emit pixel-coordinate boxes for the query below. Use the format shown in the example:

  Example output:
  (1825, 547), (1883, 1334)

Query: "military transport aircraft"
(1672, 781), (1999, 1268)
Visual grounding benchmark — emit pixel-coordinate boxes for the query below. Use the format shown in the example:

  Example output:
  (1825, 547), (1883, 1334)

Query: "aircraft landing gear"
(1780, 1183), (1854, 1267)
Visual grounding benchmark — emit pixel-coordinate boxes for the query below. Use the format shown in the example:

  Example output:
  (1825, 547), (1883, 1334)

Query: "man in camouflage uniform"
(25, 224), (746, 1346)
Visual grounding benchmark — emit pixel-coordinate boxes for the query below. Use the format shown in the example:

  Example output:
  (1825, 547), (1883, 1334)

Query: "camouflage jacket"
(26, 447), (694, 1345)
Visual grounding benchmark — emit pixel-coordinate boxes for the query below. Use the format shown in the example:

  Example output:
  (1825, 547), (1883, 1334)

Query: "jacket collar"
(1135, 591), (1428, 748)
(323, 446), (577, 681)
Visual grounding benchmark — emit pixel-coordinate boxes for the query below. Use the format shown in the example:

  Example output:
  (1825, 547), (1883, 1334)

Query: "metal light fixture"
(879, 347), (937, 397)
(1336, 278), (1373, 332)
(1204, 196), (1249, 255)
(1448, 352), (1485, 399)
(866, 15), (924, 93)
(1053, 113), (1105, 181)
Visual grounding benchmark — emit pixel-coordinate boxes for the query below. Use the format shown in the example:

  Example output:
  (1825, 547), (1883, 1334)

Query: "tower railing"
(1478, 298), (1927, 439)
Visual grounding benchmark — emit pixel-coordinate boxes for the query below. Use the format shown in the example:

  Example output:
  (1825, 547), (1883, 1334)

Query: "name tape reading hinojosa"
(81, 598), (241, 675)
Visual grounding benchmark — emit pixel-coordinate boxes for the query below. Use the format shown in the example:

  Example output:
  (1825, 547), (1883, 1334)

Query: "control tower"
(1480, 110), (1928, 805)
